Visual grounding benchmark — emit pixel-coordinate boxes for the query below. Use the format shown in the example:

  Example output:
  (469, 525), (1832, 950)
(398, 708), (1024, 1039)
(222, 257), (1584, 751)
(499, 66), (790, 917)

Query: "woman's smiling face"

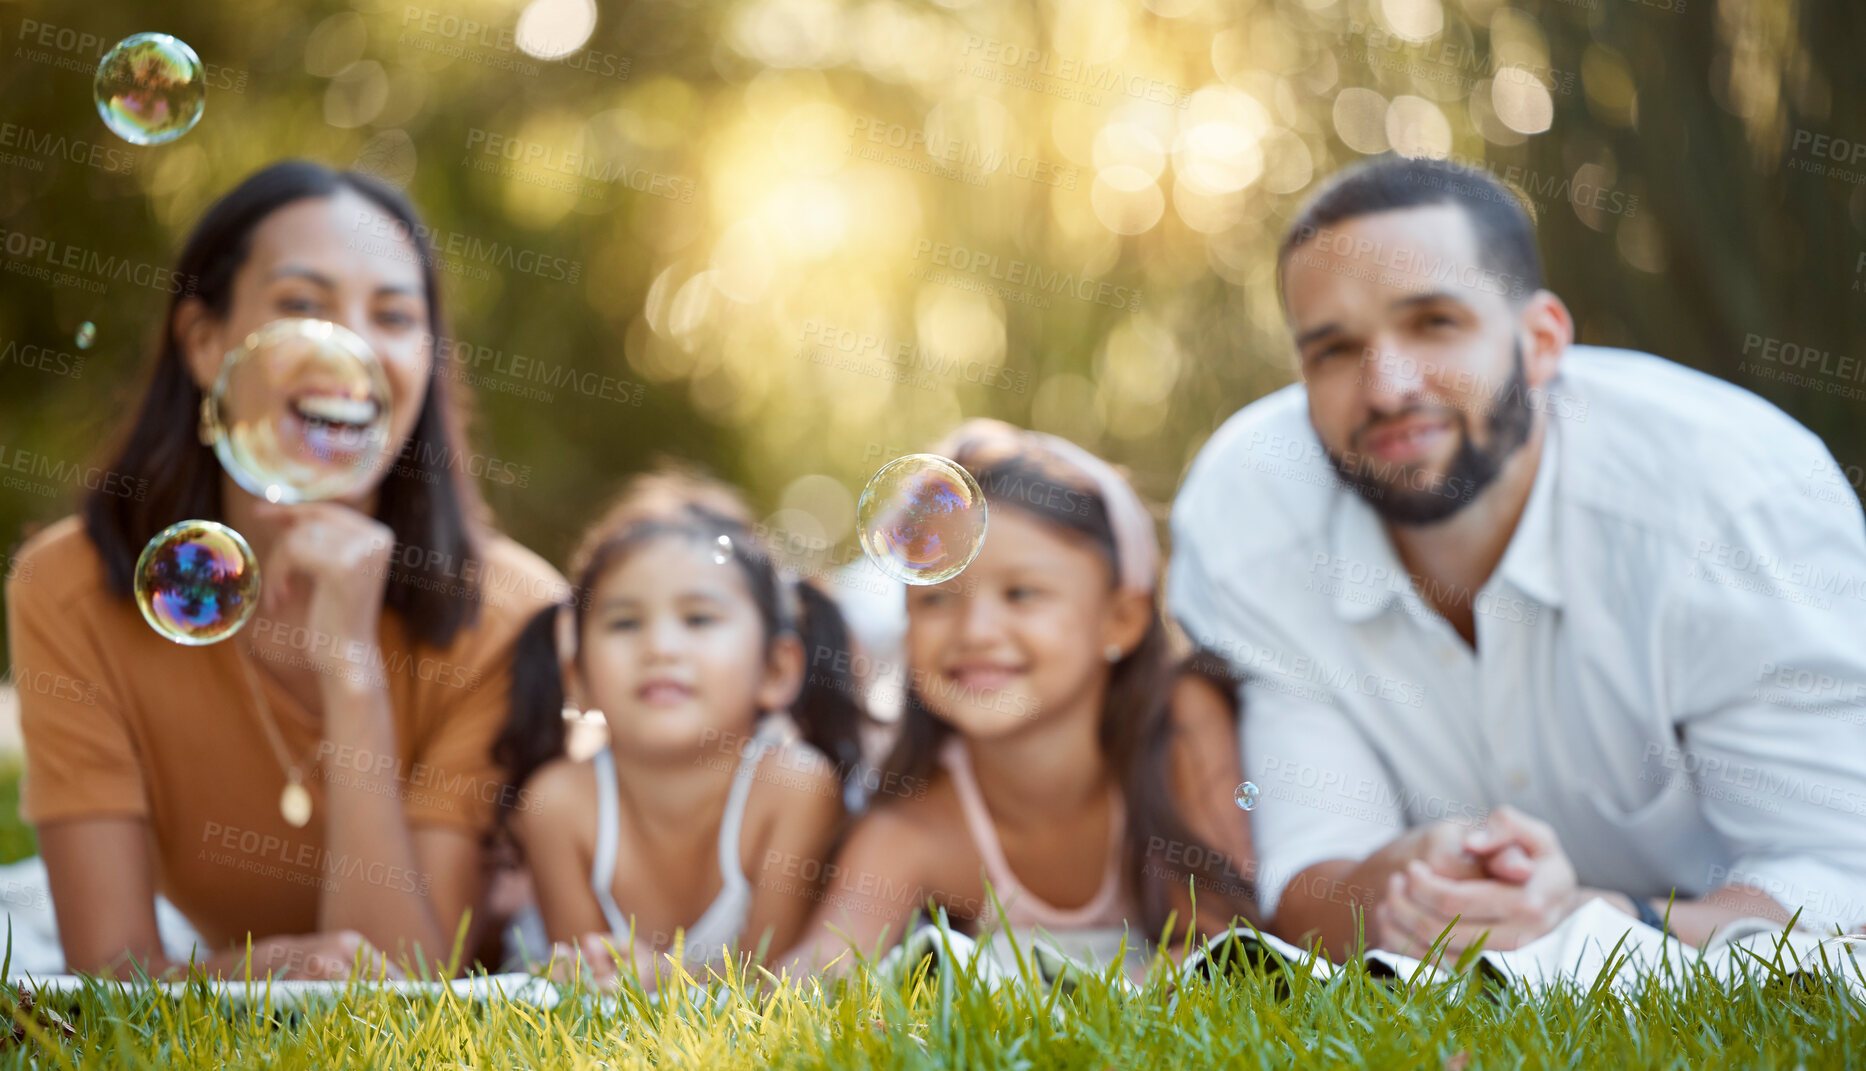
(180, 187), (433, 501)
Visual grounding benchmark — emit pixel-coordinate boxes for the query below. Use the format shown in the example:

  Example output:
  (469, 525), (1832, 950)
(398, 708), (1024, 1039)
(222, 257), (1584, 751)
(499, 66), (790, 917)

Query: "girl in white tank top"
(584, 714), (792, 960)
(496, 470), (870, 985)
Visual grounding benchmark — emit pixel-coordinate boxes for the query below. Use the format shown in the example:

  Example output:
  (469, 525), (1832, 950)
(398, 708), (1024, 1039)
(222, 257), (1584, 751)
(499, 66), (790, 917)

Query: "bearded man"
(1168, 154), (1866, 958)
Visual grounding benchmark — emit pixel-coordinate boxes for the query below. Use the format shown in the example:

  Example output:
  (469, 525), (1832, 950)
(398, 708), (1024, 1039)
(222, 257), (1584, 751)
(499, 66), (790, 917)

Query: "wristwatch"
(1632, 895), (1675, 939)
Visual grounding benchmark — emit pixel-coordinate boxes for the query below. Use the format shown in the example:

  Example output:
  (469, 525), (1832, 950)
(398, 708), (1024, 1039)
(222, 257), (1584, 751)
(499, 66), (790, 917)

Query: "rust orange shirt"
(4, 515), (564, 948)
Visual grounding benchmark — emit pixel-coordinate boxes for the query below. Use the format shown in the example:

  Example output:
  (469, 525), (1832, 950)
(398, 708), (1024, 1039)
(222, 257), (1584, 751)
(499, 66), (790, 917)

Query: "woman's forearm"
(315, 675), (446, 971)
(76, 932), (278, 982)
(116, 945), (279, 983)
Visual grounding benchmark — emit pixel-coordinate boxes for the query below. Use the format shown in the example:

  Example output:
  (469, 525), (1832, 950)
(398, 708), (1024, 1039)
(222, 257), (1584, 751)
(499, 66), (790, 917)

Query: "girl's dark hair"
(495, 465), (868, 811)
(878, 449), (1253, 937)
(81, 159), (491, 648)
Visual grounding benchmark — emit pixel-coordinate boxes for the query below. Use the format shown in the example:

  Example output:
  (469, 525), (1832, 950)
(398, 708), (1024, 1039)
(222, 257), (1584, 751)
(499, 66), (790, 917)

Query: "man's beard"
(1324, 341), (1536, 526)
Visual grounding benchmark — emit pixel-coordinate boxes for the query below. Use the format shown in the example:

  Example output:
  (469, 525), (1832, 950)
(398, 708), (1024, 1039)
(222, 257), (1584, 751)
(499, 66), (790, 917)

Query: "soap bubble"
(856, 454), (988, 586)
(1234, 781), (1260, 812)
(200, 318), (394, 504)
(134, 520), (260, 645)
(74, 322), (96, 350)
(712, 534), (733, 564)
(93, 33), (206, 146)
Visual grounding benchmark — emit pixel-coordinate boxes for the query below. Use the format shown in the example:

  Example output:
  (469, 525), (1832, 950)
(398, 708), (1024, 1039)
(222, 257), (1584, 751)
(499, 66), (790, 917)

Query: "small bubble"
(93, 33), (207, 146)
(74, 322), (96, 350)
(133, 520), (259, 645)
(856, 454), (988, 586)
(713, 534), (733, 565)
(1234, 781), (1260, 812)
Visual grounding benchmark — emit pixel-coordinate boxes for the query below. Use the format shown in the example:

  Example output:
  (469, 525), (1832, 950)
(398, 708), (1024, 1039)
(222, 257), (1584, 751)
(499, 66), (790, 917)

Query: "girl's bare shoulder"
(511, 756), (598, 849)
(842, 771), (978, 880)
(743, 737), (844, 812)
(741, 737), (846, 864)
(743, 740), (963, 847)
(1170, 667), (1240, 734)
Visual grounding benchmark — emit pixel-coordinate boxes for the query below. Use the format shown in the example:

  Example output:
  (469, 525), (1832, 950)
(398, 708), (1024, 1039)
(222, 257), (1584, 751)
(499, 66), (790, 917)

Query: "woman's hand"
(540, 934), (669, 993)
(541, 933), (617, 987)
(220, 930), (408, 980)
(250, 500), (397, 686)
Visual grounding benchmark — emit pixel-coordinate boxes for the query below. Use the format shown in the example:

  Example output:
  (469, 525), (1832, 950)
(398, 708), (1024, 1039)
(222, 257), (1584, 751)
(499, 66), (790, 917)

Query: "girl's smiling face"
(573, 535), (802, 759)
(905, 504), (1146, 740)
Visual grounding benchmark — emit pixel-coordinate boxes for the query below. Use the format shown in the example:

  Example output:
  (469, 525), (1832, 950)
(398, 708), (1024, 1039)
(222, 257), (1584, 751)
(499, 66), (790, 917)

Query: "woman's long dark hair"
(495, 466), (868, 814)
(878, 450), (1253, 937)
(81, 160), (490, 648)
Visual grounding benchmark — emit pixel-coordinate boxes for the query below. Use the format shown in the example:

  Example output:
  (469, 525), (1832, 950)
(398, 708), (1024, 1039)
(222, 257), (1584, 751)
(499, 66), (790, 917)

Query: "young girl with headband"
(494, 466), (868, 982)
(779, 420), (1256, 972)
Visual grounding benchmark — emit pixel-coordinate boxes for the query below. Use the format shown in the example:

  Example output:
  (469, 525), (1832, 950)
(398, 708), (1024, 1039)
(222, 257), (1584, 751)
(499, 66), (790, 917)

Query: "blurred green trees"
(2, 0), (1861, 666)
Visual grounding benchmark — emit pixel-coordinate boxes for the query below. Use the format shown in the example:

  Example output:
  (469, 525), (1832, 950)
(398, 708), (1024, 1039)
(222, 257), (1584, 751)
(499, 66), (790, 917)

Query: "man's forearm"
(1427, 883), (1791, 952)
(1271, 841), (1426, 961)
(1620, 884), (1792, 947)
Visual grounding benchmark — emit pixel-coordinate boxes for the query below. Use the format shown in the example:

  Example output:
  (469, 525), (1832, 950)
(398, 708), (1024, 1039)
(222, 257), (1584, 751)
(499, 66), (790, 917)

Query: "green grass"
(0, 766), (1858, 1068)
(0, 757), (36, 866)
(0, 945), (1859, 1069)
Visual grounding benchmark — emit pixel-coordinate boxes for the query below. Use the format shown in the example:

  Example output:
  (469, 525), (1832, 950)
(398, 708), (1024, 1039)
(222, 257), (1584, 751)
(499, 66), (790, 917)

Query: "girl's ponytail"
(787, 579), (868, 808)
(494, 603), (569, 817)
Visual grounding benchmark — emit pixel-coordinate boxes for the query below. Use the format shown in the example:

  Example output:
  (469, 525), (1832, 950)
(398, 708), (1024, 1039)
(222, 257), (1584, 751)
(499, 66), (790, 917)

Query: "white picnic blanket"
(8, 875), (1859, 1007)
(871, 900), (1866, 1004)
(15, 970), (562, 1007)
(1228, 898), (1866, 1000)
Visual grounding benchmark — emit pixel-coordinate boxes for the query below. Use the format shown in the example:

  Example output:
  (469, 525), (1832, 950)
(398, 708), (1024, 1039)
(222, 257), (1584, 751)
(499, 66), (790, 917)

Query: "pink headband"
(931, 420), (1159, 595)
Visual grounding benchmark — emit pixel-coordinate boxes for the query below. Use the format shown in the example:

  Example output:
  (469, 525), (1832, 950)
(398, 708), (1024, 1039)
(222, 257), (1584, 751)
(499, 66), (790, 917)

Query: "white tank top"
(588, 715), (792, 963)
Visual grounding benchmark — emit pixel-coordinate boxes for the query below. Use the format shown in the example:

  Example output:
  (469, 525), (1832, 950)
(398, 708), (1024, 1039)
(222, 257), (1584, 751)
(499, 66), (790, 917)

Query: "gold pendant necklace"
(280, 773), (313, 828)
(234, 639), (319, 829)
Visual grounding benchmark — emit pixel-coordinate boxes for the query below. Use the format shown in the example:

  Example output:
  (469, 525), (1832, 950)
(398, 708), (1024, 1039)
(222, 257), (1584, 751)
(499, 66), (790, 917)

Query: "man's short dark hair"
(1276, 154), (1544, 302)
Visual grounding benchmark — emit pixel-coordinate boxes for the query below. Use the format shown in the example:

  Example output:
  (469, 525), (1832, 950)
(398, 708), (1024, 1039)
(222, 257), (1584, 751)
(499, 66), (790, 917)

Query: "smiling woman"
(0, 161), (564, 981)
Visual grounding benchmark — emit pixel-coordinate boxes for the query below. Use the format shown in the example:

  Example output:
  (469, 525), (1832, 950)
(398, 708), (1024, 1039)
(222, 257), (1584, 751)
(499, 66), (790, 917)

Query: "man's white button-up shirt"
(1168, 346), (1866, 931)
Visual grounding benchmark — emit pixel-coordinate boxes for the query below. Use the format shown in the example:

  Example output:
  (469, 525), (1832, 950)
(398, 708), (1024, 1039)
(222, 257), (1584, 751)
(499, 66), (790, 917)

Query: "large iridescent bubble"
(93, 33), (206, 146)
(201, 318), (394, 505)
(856, 454), (988, 585)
